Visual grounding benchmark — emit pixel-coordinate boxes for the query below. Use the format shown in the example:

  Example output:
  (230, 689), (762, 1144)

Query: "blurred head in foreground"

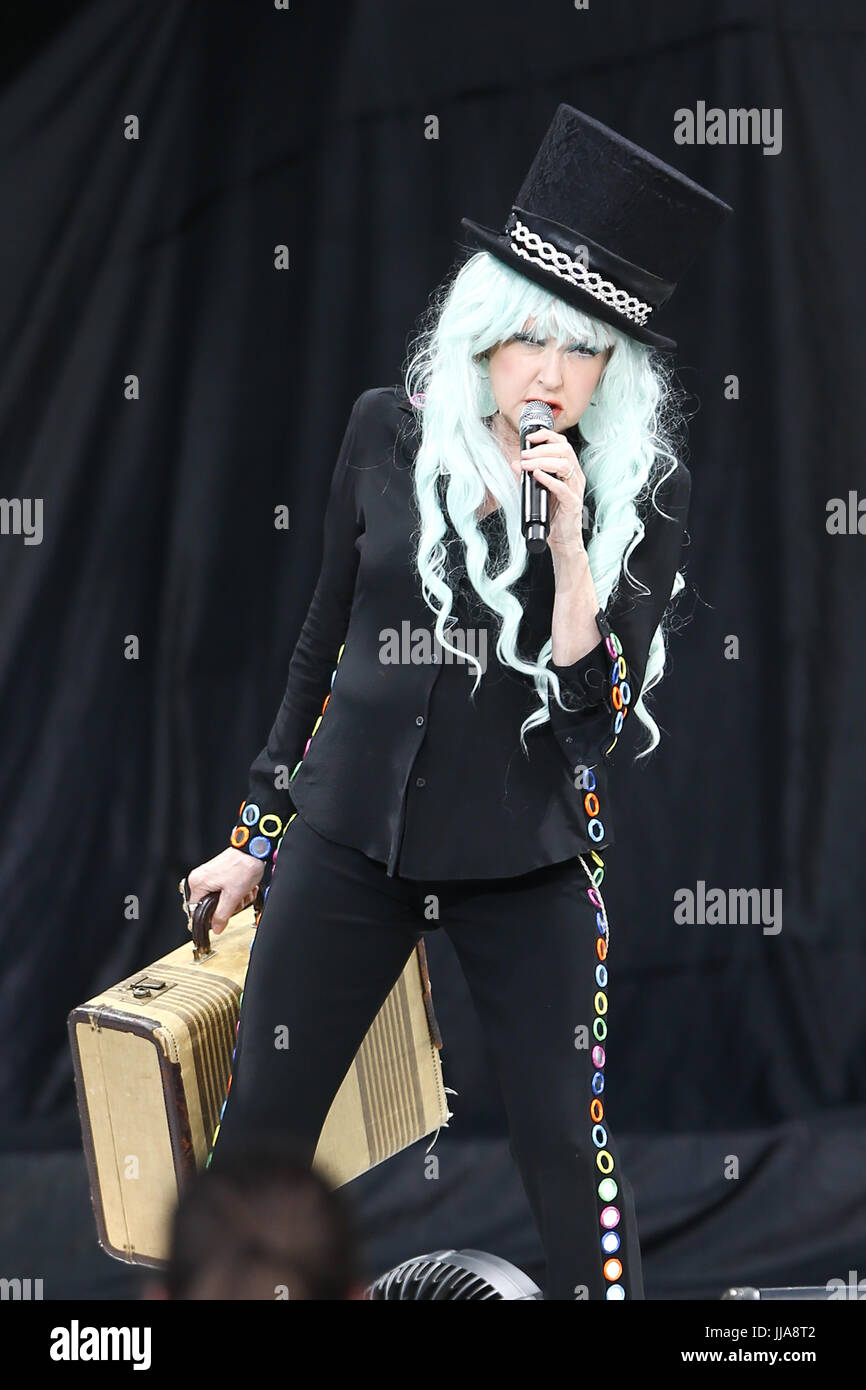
(142, 1136), (367, 1300)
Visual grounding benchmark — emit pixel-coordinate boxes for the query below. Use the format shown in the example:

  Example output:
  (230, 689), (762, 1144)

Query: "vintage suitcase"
(68, 882), (448, 1268)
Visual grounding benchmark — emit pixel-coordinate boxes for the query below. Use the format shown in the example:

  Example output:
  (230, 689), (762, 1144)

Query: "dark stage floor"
(3, 1107), (866, 1300)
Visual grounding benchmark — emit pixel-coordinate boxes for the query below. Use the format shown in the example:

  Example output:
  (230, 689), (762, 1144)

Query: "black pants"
(206, 812), (644, 1301)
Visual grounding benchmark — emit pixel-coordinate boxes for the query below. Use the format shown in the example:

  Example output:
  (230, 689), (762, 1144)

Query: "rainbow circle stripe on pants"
(578, 848), (626, 1300)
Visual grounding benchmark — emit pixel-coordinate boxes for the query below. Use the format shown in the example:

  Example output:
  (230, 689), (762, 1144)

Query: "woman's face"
(485, 315), (611, 436)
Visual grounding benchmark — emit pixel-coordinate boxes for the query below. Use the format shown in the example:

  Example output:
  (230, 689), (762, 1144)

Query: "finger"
(530, 470), (583, 512)
(521, 441), (574, 458)
(521, 458), (564, 472)
(531, 467), (570, 491)
(521, 459), (575, 477)
(211, 889), (239, 935)
(187, 879), (217, 907)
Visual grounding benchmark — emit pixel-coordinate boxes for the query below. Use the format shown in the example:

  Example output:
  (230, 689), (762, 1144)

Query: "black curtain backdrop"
(1, 0), (865, 1298)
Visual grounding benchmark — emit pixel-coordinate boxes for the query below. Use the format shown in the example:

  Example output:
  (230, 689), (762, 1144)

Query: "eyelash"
(513, 332), (597, 356)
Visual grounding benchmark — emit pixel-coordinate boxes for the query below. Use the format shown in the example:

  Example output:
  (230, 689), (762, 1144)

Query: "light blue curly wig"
(403, 249), (689, 761)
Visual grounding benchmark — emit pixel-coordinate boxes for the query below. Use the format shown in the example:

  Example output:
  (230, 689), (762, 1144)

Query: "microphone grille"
(519, 400), (555, 430)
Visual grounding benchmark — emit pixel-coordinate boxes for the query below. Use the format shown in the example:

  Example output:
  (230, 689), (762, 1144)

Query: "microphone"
(519, 400), (555, 553)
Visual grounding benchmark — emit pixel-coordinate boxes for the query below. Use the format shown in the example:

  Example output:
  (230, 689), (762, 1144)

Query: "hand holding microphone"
(518, 400), (585, 555)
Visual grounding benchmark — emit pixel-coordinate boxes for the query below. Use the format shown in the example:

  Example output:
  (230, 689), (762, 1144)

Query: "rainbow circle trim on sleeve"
(600, 620), (630, 760)
(232, 801), (282, 852)
(281, 641), (346, 866)
(227, 643), (347, 866)
(572, 618), (629, 851)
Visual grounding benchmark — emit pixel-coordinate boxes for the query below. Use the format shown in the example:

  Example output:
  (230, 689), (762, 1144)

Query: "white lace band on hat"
(508, 218), (654, 327)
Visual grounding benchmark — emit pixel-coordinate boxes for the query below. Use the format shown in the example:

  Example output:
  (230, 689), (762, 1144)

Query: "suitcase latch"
(124, 975), (177, 1000)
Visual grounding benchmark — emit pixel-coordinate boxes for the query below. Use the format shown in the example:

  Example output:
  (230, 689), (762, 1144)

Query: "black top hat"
(460, 103), (733, 351)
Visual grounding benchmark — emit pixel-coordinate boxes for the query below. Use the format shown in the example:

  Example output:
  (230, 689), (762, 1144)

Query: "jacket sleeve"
(229, 391), (366, 870)
(546, 461), (692, 771)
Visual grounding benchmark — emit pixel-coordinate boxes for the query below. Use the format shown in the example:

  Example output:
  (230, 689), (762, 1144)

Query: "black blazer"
(228, 385), (691, 880)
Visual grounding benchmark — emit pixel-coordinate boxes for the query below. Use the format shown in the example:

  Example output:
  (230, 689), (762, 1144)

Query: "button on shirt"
(229, 385), (692, 881)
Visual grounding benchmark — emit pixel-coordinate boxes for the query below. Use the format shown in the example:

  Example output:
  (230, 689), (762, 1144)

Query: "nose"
(536, 343), (564, 387)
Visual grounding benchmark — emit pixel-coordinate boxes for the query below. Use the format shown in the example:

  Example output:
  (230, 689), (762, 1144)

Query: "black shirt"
(228, 385), (691, 881)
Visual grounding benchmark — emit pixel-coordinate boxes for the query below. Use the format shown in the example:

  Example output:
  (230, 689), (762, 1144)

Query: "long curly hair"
(403, 249), (690, 760)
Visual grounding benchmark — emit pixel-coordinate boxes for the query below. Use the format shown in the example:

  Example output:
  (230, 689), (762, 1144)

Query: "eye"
(513, 332), (597, 356)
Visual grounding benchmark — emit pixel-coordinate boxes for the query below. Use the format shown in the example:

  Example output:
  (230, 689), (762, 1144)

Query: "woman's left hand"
(520, 428), (586, 555)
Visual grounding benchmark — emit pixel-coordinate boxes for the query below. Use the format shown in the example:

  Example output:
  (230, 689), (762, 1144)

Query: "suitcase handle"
(178, 878), (266, 961)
